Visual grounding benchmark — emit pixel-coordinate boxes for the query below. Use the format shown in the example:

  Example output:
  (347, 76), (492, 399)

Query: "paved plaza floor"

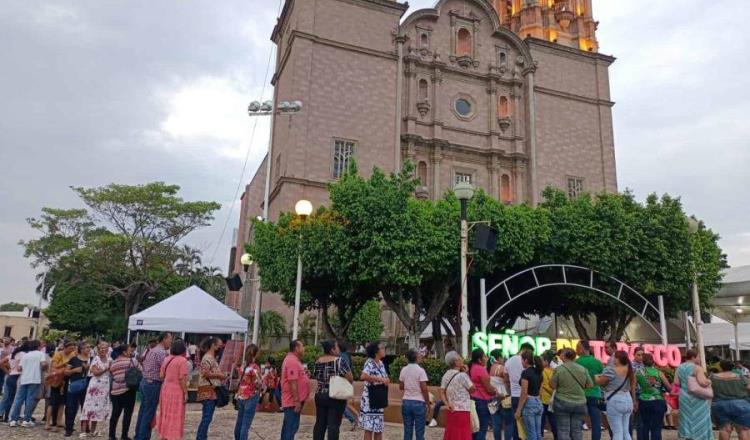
(0, 403), (690, 440)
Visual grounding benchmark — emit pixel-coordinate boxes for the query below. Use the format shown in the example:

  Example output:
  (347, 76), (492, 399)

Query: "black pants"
(313, 393), (347, 440)
(637, 399), (666, 440)
(64, 386), (86, 434)
(49, 387), (65, 426)
(110, 389), (137, 439)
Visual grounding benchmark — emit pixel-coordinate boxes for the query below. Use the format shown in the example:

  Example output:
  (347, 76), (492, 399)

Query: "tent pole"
(242, 333), (248, 367)
(734, 318), (740, 361)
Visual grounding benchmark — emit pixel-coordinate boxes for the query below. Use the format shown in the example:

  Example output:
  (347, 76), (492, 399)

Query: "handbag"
(368, 383), (389, 409)
(329, 359), (354, 400)
(68, 378), (87, 395)
(469, 400), (480, 433)
(687, 375), (713, 400)
(125, 359), (142, 390)
(215, 385), (231, 407)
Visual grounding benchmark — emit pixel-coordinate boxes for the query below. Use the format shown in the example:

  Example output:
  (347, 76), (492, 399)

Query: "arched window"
(418, 79), (428, 101)
(499, 51), (507, 66)
(457, 28), (472, 56)
(501, 174), (512, 203)
(420, 33), (429, 49)
(498, 96), (510, 118)
(418, 161), (428, 186)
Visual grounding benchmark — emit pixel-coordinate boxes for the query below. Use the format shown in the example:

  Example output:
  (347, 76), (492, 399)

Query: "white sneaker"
(22, 421), (36, 428)
(9, 421), (18, 427)
(582, 423), (590, 431)
(79, 433), (89, 438)
(429, 419), (438, 428)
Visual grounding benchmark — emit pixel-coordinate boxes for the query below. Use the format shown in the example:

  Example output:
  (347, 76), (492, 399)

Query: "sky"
(1, 0), (749, 306)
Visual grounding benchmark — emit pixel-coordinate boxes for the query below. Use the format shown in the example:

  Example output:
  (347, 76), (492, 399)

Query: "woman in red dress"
(156, 340), (189, 440)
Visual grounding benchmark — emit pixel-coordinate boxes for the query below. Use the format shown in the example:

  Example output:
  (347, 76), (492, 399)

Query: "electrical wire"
(208, 0), (284, 267)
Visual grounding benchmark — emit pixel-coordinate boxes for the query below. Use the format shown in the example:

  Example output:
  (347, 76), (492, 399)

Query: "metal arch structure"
(480, 264), (667, 342)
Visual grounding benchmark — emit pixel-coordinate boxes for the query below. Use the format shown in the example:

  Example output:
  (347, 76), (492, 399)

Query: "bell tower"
(493, 0), (599, 52)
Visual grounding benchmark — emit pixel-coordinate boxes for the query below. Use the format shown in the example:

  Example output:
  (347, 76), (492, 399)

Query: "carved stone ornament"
(497, 116), (512, 133)
(415, 186), (430, 200)
(416, 99), (431, 117)
(456, 54), (473, 68)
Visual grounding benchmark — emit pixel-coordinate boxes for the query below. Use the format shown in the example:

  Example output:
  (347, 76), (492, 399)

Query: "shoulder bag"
(125, 358), (142, 389)
(367, 361), (389, 410)
(329, 358), (354, 400)
(687, 375), (713, 400)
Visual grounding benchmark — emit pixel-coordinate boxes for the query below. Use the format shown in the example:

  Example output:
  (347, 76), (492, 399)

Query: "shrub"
(389, 356), (449, 386)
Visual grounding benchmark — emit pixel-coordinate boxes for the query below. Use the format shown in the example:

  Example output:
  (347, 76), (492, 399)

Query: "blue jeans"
(607, 393), (633, 440)
(234, 395), (260, 440)
(585, 396), (602, 440)
(133, 379), (162, 440)
(0, 374), (19, 420)
(521, 397), (543, 440)
(196, 399), (217, 440)
(542, 403), (558, 440)
(472, 398), (492, 440)
(281, 407), (301, 440)
(402, 400), (427, 440)
(491, 401), (515, 440)
(511, 397), (520, 440)
(553, 398), (587, 440)
(9, 383), (39, 422)
(637, 399), (666, 440)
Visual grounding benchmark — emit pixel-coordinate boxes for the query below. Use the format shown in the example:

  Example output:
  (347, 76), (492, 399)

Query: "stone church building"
(226, 0), (618, 327)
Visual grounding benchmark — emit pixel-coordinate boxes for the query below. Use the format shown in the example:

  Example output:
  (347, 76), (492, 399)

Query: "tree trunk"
(572, 315), (591, 340)
(432, 317), (444, 358)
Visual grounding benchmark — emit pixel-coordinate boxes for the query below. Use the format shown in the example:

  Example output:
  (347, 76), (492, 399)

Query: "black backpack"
(124, 359), (143, 389)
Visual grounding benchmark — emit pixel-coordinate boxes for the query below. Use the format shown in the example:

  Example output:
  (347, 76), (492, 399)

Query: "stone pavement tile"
(0, 405), (687, 440)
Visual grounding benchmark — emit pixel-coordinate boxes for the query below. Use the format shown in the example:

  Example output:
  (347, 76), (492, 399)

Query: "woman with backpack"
(109, 343), (139, 440)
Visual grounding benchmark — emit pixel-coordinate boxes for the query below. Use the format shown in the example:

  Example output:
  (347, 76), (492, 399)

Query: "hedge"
(389, 356), (449, 386)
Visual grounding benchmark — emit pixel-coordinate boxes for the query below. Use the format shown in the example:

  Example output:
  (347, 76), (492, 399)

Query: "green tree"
(249, 311), (287, 346)
(0, 302), (30, 312)
(43, 283), (126, 338)
(347, 300), (384, 346)
(20, 182), (221, 318)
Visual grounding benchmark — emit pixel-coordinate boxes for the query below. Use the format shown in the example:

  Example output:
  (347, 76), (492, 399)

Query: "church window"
(455, 98), (472, 117)
(498, 96), (510, 117)
(457, 28), (472, 56)
(567, 177), (584, 198)
(419, 79), (429, 101)
(332, 139), (356, 179)
(454, 172), (473, 185)
(501, 174), (512, 203)
(498, 50), (507, 66)
(420, 33), (429, 49)
(418, 161), (428, 185)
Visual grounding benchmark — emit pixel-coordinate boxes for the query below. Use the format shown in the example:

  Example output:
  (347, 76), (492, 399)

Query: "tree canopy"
(250, 162), (726, 343)
(20, 182), (222, 337)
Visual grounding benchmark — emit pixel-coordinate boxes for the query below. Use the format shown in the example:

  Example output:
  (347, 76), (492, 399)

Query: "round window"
(455, 98), (472, 117)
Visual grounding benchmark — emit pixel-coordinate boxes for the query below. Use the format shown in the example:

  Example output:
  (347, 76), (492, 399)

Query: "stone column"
(430, 148), (443, 200)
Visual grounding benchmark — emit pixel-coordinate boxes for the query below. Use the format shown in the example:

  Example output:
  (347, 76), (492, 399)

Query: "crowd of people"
(1, 334), (749, 440)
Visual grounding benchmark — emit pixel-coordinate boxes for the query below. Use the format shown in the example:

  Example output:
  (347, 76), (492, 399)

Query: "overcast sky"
(1, 1), (748, 306)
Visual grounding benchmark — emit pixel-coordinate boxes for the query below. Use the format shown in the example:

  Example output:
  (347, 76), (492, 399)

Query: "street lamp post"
(292, 199), (313, 340)
(687, 217), (707, 367)
(454, 180), (474, 358)
(240, 253), (262, 344)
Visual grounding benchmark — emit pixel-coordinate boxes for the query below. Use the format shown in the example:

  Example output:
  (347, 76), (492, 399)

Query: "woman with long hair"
(595, 351), (636, 440)
(234, 344), (263, 440)
(515, 352), (544, 440)
(63, 342), (91, 437)
(0, 341), (28, 422)
(80, 341), (112, 437)
(156, 340), (189, 440)
(468, 348), (497, 440)
(109, 343), (138, 440)
(196, 337), (226, 440)
(489, 351), (513, 440)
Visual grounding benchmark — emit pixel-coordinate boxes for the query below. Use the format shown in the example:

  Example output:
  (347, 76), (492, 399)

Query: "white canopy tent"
(709, 265), (750, 359)
(127, 285), (248, 341)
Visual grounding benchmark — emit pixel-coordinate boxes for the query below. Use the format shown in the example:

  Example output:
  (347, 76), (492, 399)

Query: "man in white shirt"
(8, 340), (48, 427)
(505, 342), (535, 440)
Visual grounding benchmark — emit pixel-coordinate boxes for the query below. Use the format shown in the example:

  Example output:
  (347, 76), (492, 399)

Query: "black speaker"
(224, 273), (243, 291)
(473, 224), (497, 252)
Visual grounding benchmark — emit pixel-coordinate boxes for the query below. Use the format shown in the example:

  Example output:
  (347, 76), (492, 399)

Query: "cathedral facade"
(226, 0), (618, 315)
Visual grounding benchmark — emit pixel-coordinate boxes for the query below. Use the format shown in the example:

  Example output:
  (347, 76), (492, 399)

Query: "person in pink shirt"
(280, 340), (309, 440)
(468, 348), (497, 440)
